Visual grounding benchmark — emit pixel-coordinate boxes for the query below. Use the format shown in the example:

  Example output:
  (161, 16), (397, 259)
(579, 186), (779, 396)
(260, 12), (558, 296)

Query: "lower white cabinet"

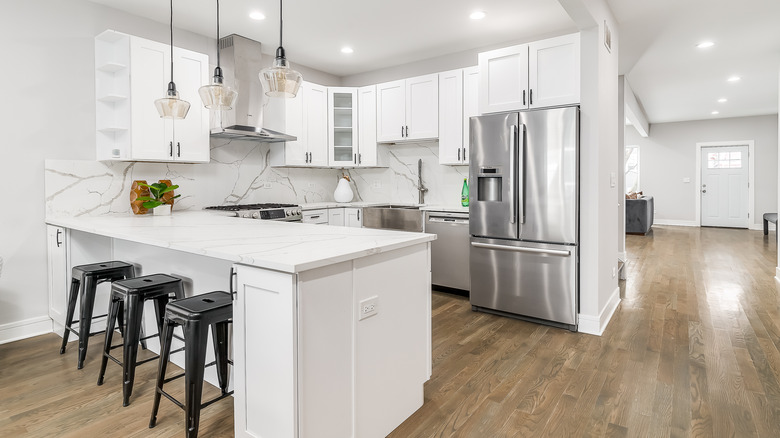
(303, 209), (329, 224)
(328, 208), (345, 226)
(345, 208), (362, 228)
(47, 225), (68, 329)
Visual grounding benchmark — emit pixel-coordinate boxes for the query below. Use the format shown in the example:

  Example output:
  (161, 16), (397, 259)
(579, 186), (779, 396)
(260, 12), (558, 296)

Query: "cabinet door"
(376, 80), (405, 142)
(405, 74), (438, 140)
(357, 86), (377, 167)
(478, 44), (529, 114)
(328, 88), (358, 167)
(275, 82), (308, 166)
(438, 69), (463, 165)
(307, 83), (329, 166)
(345, 208), (362, 228)
(328, 208), (345, 226)
(233, 265), (298, 438)
(129, 37), (172, 161)
(462, 66), (480, 165)
(528, 33), (580, 108)
(172, 47), (210, 162)
(47, 226), (68, 328)
(303, 209), (329, 224)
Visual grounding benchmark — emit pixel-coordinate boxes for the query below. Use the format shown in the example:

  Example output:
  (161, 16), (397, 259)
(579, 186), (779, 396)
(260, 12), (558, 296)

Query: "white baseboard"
(749, 223), (776, 231)
(0, 316), (53, 345)
(578, 286), (621, 336)
(653, 219), (699, 227)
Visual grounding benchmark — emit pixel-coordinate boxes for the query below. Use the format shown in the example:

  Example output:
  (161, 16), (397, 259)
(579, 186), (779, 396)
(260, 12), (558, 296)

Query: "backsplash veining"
(45, 139), (468, 217)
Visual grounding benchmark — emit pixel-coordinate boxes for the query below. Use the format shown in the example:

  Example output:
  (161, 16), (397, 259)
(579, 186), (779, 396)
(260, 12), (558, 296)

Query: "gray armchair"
(626, 196), (654, 234)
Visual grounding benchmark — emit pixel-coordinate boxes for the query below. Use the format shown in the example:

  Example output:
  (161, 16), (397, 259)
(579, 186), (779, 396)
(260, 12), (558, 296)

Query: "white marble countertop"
(46, 211), (435, 274)
(419, 205), (470, 214)
(301, 203), (468, 214)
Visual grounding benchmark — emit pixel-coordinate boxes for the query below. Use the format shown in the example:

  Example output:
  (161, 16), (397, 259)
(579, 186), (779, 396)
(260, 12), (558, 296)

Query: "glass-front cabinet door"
(328, 87), (358, 167)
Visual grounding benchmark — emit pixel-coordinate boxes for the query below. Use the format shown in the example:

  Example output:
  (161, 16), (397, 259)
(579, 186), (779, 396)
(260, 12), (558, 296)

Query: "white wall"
(625, 115), (778, 228)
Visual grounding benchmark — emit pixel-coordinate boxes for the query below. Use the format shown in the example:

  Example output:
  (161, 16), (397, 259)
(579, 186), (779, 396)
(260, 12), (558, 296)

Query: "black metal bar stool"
(149, 291), (233, 438)
(97, 274), (185, 407)
(60, 261), (135, 369)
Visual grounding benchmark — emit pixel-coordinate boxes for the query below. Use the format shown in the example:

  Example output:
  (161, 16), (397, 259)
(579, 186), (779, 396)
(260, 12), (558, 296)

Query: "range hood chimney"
(210, 34), (296, 142)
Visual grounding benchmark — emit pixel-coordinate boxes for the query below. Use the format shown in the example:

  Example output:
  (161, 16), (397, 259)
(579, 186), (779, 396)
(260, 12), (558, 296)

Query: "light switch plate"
(609, 172), (617, 188)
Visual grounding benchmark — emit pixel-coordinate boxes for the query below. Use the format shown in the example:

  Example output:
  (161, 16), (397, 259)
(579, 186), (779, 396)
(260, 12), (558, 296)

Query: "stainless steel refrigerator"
(469, 106), (579, 331)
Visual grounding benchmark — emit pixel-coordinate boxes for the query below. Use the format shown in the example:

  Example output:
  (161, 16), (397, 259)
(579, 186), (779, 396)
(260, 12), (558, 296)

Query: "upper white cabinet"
(479, 33), (580, 114)
(438, 67), (479, 165)
(271, 81), (329, 167)
(95, 30), (210, 163)
(376, 74), (438, 143)
(356, 86), (378, 167)
(328, 88), (358, 167)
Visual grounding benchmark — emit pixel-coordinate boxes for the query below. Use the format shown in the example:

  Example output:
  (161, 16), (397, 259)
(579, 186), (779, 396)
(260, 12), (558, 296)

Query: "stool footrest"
(200, 391), (234, 409)
(156, 387), (234, 412)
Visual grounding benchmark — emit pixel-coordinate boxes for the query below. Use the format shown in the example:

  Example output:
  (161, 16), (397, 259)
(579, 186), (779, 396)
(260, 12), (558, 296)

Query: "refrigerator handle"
(471, 242), (571, 257)
(509, 124), (517, 224)
(518, 124), (526, 224)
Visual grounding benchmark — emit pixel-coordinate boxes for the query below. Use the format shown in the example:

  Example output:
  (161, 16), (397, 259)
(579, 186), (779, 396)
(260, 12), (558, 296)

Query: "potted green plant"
(136, 182), (180, 215)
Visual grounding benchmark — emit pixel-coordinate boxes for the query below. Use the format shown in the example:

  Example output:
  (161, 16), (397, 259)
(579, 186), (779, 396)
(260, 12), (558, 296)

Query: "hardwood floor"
(2, 225), (779, 437)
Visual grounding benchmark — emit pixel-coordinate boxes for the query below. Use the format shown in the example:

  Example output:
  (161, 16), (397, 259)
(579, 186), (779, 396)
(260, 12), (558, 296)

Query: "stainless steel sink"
(362, 205), (424, 232)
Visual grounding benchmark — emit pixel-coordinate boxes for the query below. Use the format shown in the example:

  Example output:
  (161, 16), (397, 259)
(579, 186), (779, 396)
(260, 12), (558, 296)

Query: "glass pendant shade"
(260, 56), (302, 98)
(199, 75), (238, 110)
(155, 84), (191, 119)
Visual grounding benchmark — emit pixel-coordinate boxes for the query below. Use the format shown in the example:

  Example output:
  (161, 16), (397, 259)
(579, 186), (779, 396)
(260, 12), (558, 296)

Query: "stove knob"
(296, 208), (302, 216)
(242, 212), (251, 218)
(286, 210), (292, 216)
(252, 212), (260, 219)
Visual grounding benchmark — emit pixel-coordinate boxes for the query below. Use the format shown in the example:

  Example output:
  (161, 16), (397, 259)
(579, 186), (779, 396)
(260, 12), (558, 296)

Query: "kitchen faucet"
(417, 159), (428, 204)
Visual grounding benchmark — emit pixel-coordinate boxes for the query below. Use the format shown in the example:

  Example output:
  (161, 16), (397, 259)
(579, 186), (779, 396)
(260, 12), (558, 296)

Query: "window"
(625, 146), (639, 193)
(707, 151), (742, 169)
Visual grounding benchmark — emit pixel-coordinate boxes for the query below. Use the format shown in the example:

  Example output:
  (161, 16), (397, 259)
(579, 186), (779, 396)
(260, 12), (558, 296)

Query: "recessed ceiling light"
(249, 11), (265, 20)
(727, 76), (741, 82)
(717, 98), (727, 103)
(711, 111), (720, 115)
(470, 11), (486, 20)
(341, 47), (354, 54)
(696, 41), (714, 49)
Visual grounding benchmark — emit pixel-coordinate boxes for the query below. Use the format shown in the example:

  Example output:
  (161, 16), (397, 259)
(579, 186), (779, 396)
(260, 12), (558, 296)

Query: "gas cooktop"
(204, 203), (302, 221)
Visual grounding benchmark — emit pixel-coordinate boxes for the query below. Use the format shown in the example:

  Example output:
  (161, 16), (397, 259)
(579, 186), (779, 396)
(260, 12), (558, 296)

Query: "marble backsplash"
(45, 138), (468, 217)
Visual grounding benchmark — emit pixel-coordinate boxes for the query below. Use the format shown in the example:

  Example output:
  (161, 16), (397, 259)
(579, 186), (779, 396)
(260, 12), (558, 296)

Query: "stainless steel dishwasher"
(424, 211), (470, 291)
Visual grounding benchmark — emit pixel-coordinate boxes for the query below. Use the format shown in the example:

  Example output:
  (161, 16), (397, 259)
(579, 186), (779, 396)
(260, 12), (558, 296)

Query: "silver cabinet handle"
(56, 228), (62, 247)
(529, 89), (533, 106)
(358, 153), (362, 165)
(229, 267), (237, 300)
(354, 153), (357, 164)
(169, 141), (173, 157)
(177, 142), (181, 157)
(458, 148), (460, 161)
(401, 126), (404, 137)
(702, 190), (707, 193)
(523, 89), (526, 106)
(405, 126), (409, 137)
(462, 147), (466, 162)
(471, 242), (570, 256)
(357, 209), (360, 220)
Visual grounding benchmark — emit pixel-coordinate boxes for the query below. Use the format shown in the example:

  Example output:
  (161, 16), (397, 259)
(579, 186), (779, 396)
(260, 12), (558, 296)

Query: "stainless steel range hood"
(210, 34), (296, 142)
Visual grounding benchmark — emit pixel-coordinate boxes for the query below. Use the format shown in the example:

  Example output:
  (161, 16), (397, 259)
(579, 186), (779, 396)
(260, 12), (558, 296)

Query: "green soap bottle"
(461, 178), (469, 207)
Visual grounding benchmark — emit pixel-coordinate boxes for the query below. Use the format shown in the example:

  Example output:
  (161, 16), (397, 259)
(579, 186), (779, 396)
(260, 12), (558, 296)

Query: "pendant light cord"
(279, 0), (283, 48)
(216, 0), (220, 68)
(169, 0), (174, 85)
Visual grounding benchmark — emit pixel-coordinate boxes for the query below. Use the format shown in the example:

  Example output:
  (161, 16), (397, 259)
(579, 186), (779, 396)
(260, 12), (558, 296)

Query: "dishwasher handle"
(427, 217), (469, 225)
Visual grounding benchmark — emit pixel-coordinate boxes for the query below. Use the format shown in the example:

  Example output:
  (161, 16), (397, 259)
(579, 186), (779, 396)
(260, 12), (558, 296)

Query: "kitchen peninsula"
(45, 211), (434, 438)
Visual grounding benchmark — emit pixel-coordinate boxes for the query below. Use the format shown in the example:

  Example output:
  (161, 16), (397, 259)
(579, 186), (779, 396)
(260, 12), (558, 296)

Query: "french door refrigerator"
(469, 106), (579, 331)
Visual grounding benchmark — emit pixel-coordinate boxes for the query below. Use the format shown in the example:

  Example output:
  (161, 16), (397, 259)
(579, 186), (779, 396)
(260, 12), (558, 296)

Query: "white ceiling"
(88, 0), (779, 125)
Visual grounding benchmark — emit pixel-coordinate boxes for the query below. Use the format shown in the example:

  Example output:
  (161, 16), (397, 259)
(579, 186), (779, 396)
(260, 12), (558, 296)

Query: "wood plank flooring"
(2, 225), (780, 437)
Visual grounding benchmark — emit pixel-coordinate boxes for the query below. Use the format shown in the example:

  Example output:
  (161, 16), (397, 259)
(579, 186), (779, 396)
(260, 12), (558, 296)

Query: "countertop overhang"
(46, 211), (435, 274)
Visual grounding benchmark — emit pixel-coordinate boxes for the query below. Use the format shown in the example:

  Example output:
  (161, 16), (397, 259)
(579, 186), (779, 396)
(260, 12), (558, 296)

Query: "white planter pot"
(153, 204), (172, 216)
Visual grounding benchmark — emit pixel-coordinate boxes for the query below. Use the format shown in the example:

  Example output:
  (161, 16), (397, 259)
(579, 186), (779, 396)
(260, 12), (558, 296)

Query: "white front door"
(700, 145), (749, 228)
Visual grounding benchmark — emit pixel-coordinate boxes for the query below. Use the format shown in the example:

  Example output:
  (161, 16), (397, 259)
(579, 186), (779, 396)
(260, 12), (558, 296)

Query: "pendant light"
(260, 0), (302, 98)
(198, 0), (237, 109)
(154, 0), (191, 119)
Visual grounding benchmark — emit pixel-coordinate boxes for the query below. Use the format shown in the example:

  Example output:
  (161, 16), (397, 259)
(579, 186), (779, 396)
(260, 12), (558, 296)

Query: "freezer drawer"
(425, 212), (470, 291)
(469, 237), (577, 329)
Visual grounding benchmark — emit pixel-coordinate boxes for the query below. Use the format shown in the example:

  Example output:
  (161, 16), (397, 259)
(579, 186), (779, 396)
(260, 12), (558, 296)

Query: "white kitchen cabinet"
(328, 208), (345, 226)
(302, 209), (329, 224)
(328, 88), (358, 167)
(271, 82), (329, 167)
(47, 225), (68, 330)
(479, 33), (579, 114)
(438, 67), (478, 165)
(95, 30), (210, 163)
(376, 74), (438, 142)
(357, 86), (378, 167)
(345, 208), (362, 228)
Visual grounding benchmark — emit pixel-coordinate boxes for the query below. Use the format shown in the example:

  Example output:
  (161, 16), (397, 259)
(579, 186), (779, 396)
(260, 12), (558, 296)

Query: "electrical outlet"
(308, 182), (316, 188)
(372, 180), (382, 189)
(359, 296), (379, 320)
(263, 182), (272, 189)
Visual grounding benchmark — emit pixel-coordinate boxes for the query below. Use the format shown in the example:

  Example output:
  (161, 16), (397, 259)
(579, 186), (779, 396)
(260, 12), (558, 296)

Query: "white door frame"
(695, 140), (754, 228)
